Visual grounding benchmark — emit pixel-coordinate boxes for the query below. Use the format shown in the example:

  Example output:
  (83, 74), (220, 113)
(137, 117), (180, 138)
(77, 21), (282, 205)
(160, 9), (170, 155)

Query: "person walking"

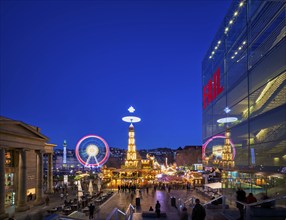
(236, 187), (246, 220)
(155, 200), (161, 218)
(88, 203), (95, 219)
(191, 199), (206, 220)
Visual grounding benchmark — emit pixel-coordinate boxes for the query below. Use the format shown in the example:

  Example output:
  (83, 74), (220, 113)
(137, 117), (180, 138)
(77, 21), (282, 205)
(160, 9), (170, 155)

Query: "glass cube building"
(202, 0), (286, 192)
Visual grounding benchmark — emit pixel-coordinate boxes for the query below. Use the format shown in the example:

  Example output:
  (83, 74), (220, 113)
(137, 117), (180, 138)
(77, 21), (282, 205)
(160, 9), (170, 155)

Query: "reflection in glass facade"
(202, 0), (286, 175)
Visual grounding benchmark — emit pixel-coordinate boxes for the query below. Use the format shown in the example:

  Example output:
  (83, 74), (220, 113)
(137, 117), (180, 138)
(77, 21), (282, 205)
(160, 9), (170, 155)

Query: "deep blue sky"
(1, 0), (231, 150)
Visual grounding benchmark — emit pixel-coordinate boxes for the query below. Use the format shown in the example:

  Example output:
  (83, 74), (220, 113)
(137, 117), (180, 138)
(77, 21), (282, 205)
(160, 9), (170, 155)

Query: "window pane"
(249, 71), (286, 119)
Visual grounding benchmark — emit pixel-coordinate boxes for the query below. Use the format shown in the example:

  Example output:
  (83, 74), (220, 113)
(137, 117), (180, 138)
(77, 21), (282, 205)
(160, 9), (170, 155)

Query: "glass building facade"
(202, 0), (286, 183)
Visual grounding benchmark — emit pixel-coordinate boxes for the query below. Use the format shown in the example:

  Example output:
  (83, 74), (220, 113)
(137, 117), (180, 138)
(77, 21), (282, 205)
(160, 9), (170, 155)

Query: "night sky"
(1, 0), (231, 150)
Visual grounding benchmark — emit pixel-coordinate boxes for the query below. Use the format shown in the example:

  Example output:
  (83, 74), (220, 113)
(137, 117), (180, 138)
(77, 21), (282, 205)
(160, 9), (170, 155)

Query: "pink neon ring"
(202, 135), (236, 160)
(75, 134), (109, 167)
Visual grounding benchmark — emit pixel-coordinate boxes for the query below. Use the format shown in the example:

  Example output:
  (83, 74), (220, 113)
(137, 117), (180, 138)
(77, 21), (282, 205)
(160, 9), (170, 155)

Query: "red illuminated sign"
(203, 68), (223, 109)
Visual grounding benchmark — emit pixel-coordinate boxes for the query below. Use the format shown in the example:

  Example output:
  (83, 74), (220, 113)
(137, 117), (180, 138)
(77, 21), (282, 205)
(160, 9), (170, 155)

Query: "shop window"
(5, 151), (14, 167)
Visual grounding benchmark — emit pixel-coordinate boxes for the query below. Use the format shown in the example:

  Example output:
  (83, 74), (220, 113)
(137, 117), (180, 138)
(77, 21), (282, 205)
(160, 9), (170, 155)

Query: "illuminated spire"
(220, 128), (235, 169)
(126, 124), (137, 160)
(63, 140), (67, 164)
(122, 106), (140, 168)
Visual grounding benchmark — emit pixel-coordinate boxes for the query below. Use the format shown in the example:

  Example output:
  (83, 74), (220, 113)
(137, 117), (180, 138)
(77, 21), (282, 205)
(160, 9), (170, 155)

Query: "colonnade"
(0, 148), (7, 219)
(0, 148), (54, 218)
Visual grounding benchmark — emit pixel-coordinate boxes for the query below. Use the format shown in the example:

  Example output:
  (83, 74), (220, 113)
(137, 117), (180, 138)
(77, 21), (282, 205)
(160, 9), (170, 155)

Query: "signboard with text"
(203, 67), (224, 109)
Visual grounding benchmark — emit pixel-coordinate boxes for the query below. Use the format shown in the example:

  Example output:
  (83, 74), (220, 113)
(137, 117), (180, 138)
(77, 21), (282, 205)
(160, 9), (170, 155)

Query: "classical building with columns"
(0, 116), (55, 218)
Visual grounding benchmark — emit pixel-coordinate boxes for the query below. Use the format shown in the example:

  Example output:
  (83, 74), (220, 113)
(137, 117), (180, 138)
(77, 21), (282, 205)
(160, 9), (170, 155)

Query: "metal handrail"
(106, 203), (135, 220)
(182, 196), (197, 208)
(125, 204), (135, 220)
(106, 208), (125, 220)
(177, 195), (227, 213)
(184, 196), (196, 204)
(202, 195), (227, 212)
(203, 195), (224, 206)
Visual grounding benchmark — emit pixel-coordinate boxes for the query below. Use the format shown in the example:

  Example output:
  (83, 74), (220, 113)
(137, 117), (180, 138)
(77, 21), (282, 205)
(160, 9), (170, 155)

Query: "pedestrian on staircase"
(191, 199), (206, 220)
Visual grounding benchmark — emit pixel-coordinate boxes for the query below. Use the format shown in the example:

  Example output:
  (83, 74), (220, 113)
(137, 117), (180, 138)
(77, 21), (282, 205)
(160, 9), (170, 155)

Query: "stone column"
(16, 149), (29, 212)
(34, 150), (44, 205)
(46, 153), (54, 194)
(0, 148), (8, 219)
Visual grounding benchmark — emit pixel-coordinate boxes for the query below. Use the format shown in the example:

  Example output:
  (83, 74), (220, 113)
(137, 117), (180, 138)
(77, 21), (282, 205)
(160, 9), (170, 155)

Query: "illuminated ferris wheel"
(75, 135), (110, 167)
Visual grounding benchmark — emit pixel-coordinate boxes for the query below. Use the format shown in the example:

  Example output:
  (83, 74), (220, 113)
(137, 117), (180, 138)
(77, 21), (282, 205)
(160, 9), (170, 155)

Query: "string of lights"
(209, 0), (246, 59)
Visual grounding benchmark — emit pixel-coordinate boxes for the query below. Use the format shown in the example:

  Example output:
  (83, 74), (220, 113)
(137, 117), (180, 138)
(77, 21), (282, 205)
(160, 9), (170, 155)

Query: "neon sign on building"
(203, 68), (224, 109)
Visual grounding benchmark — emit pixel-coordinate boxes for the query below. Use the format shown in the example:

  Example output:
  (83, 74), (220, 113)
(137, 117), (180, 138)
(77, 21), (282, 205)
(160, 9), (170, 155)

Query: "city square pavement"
(6, 188), (232, 220)
(91, 188), (230, 220)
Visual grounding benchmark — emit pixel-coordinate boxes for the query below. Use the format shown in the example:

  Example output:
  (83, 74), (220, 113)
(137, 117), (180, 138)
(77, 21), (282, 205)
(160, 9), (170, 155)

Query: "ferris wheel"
(75, 135), (110, 168)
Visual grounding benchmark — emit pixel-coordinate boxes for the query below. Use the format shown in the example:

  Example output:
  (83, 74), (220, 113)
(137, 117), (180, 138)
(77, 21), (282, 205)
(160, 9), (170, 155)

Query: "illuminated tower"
(124, 124), (138, 168)
(122, 106), (141, 168)
(220, 128), (235, 169)
(127, 124), (137, 160)
(63, 140), (67, 164)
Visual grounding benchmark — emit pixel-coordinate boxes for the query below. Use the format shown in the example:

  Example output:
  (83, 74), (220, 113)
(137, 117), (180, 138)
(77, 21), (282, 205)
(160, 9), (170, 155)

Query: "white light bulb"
(234, 11), (238, 16)
(239, 1), (244, 7)
(229, 20), (233, 24)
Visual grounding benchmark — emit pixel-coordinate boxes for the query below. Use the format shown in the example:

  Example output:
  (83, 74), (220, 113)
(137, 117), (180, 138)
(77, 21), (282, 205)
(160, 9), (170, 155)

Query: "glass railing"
(178, 193), (286, 220)
(236, 194), (286, 220)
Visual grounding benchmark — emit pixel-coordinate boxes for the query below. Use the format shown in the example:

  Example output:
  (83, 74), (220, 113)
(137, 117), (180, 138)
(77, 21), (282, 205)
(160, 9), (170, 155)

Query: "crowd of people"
(36, 180), (275, 220)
